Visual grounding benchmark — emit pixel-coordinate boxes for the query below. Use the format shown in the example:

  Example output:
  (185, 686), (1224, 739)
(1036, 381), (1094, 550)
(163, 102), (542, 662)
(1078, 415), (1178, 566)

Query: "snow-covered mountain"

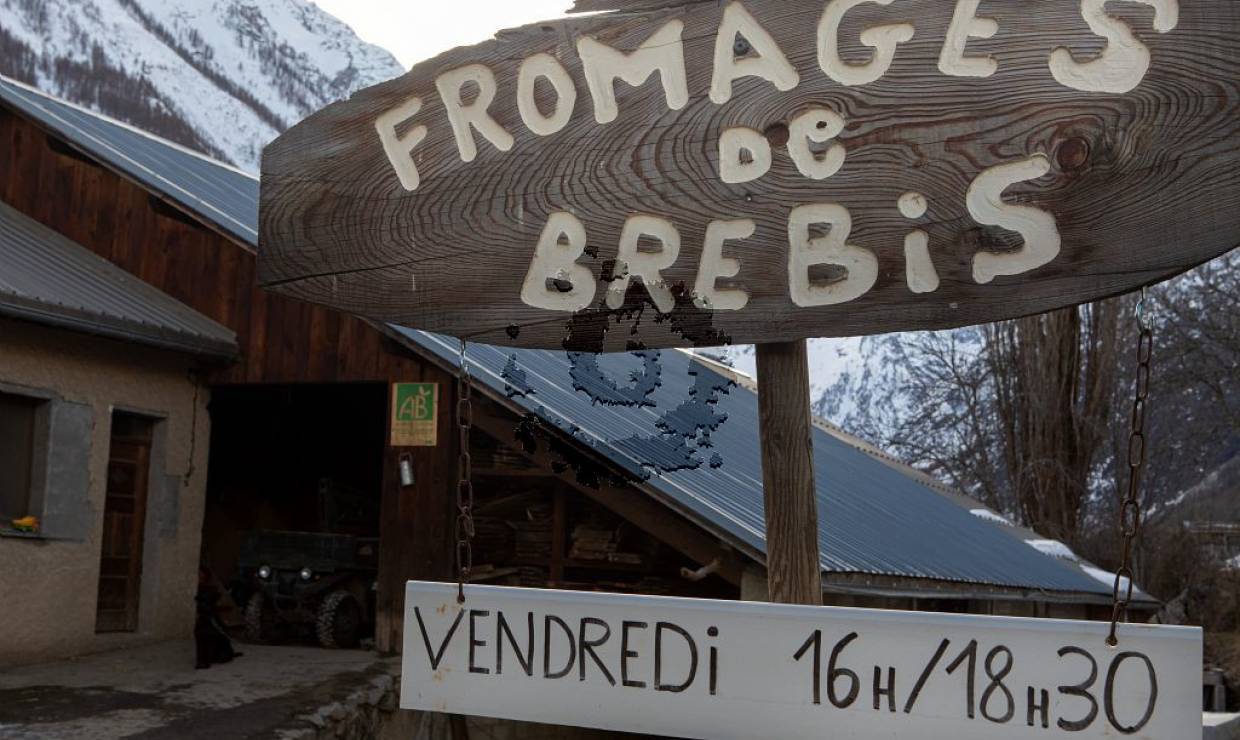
(0, 0), (405, 171)
(699, 339), (870, 421)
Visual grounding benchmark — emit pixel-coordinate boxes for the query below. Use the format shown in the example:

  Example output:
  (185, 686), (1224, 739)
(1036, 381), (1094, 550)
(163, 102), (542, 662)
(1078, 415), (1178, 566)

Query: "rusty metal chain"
(1108, 288), (1154, 648)
(456, 337), (475, 604)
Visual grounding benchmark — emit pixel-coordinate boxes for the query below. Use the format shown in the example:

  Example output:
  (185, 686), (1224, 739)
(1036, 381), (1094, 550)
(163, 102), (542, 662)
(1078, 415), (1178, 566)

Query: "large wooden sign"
(260, 0), (1240, 351)
(402, 582), (1201, 739)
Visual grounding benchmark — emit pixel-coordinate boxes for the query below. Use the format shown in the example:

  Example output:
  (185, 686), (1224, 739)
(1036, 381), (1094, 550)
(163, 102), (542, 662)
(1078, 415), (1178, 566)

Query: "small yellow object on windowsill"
(11, 516), (39, 534)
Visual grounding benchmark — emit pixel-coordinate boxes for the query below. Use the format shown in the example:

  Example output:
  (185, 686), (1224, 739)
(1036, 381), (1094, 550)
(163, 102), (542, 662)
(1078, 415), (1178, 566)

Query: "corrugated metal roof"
(0, 76), (259, 249)
(0, 199), (237, 358)
(391, 328), (1114, 597)
(0, 75), (1117, 598)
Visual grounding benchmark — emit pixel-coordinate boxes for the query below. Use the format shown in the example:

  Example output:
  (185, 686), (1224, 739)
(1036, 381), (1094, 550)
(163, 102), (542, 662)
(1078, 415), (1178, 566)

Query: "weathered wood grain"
(756, 340), (823, 606)
(259, 0), (1240, 351)
(571, 0), (704, 13)
(0, 109), (447, 387)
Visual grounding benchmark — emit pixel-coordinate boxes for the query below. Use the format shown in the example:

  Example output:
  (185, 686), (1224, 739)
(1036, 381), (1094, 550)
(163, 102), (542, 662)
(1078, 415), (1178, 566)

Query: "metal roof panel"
(0, 76), (259, 249)
(397, 328), (1112, 596)
(0, 200), (237, 358)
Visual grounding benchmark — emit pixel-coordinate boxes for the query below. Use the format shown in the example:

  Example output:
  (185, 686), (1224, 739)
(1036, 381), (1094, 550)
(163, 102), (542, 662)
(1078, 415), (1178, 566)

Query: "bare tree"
(815, 327), (1010, 513)
(983, 303), (1120, 546)
(817, 252), (1237, 549)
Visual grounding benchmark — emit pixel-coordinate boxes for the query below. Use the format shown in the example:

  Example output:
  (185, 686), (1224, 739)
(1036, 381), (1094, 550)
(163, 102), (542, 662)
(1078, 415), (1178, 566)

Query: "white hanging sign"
(401, 582), (1201, 739)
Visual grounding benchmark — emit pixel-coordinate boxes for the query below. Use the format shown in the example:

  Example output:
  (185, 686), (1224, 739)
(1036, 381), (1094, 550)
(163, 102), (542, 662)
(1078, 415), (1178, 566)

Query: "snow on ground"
(137, 0), (403, 124)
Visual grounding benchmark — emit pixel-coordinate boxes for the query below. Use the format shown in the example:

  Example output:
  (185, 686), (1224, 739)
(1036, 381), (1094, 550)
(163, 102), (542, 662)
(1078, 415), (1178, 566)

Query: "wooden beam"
(375, 374), (458, 654)
(473, 467), (558, 479)
(550, 489), (567, 585)
(756, 340), (822, 606)
(375, 443), (406, 654)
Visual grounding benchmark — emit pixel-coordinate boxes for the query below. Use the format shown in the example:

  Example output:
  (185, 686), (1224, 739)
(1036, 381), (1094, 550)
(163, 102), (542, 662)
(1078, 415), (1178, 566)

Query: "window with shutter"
(0, 391), (45, 522)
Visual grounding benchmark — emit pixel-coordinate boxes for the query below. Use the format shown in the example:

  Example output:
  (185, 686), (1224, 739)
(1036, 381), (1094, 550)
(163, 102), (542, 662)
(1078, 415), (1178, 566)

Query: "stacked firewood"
(589, 577), (673, 595)
(475, 444), (538, 474)
(569, 524), (616, 561)
(511, 503), (554, 562)
(470, 516), (513, 564)
(569, 523), (643, 566)
(518, 566), (549, 587)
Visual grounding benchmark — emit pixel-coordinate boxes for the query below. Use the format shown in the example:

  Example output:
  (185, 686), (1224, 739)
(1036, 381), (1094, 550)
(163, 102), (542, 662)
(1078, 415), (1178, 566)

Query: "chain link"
(456, 337), (475, 604)
(1108, 288), (1154, 648)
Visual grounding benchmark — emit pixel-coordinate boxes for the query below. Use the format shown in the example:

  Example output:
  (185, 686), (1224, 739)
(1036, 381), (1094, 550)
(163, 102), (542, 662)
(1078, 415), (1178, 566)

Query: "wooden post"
(376, 376), (459, 654)
(755, 340), (823, 606)
(550, 488), (567, 585)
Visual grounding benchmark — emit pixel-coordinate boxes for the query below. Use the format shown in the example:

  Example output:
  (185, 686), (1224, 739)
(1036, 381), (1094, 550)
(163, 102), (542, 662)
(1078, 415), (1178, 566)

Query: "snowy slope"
(0, 0), (405, 170)
(699, 338), (873, 421)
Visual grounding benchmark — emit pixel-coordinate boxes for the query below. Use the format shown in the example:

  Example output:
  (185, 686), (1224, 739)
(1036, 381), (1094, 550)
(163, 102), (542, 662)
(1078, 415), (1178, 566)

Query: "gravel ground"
(0, 641), (398, 739)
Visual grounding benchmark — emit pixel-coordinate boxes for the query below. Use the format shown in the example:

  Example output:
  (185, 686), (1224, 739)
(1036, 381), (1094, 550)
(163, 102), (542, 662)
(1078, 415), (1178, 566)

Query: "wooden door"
(96, 433), (152, 633)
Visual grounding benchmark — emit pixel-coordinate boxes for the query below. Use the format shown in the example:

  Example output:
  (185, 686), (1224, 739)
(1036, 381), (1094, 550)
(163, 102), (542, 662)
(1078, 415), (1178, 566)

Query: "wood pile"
(476, 444), (539, 474)
(511, 503), (554, 562)
(569, 524), (615, 561)
(471, 516), (513, 564)
(519, 566), (549, 587)
(559, 577), (674, 595)
(569, 523), (643, 566)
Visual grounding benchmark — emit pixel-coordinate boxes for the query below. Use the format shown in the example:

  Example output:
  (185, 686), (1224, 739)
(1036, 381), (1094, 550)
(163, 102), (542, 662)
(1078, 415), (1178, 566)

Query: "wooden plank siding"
(0, 107), (458, 654)
(0, 108), (447, 389)
(377, 373), (459, 654)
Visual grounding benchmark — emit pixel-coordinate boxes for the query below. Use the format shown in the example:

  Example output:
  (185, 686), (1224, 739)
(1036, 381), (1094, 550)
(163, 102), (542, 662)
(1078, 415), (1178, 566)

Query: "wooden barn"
(0, 75), (1153, 668)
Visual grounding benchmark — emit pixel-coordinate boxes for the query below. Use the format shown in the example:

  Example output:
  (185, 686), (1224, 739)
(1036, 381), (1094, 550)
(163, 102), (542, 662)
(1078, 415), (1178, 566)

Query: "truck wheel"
(244, 592), (275, 643)
(317, 591), (362, 649)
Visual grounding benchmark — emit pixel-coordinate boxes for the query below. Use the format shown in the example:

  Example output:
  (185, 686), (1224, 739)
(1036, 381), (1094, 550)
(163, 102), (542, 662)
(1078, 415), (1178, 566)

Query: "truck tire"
(244, 592), (275, 643)
(317, 591), (362, 649)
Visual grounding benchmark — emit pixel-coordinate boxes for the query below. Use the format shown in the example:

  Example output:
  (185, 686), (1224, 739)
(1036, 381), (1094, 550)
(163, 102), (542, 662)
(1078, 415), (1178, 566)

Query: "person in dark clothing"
(195, 567), (242, 669)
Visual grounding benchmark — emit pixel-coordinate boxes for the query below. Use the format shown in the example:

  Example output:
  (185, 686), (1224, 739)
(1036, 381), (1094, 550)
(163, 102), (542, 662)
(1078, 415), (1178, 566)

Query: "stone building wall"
(0, 318), (212, 666)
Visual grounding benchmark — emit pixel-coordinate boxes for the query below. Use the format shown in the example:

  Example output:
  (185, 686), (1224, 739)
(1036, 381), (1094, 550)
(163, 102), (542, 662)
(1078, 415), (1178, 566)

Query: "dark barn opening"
(200, 384), (386, 610)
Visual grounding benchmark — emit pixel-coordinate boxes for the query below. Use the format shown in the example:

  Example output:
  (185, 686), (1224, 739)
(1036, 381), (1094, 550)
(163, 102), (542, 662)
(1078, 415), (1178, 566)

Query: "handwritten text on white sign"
(401, 582), (1201, 739)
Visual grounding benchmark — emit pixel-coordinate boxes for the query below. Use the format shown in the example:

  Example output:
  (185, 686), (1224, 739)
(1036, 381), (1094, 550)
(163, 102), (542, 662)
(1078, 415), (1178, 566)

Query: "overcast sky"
(310, 1), (575, 69)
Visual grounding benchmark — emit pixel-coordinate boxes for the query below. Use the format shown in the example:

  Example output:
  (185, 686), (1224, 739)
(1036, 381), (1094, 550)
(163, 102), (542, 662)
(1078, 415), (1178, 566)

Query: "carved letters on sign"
(370, 0), (1166, 313)
(377, 1), (1178, 182)
(517, 155), (1056, 312)
(261, 0), (1239, 351)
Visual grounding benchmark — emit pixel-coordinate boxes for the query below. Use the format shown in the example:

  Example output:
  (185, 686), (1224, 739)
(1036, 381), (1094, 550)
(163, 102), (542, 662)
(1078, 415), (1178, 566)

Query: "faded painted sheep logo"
(504, 351), (734, 479)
